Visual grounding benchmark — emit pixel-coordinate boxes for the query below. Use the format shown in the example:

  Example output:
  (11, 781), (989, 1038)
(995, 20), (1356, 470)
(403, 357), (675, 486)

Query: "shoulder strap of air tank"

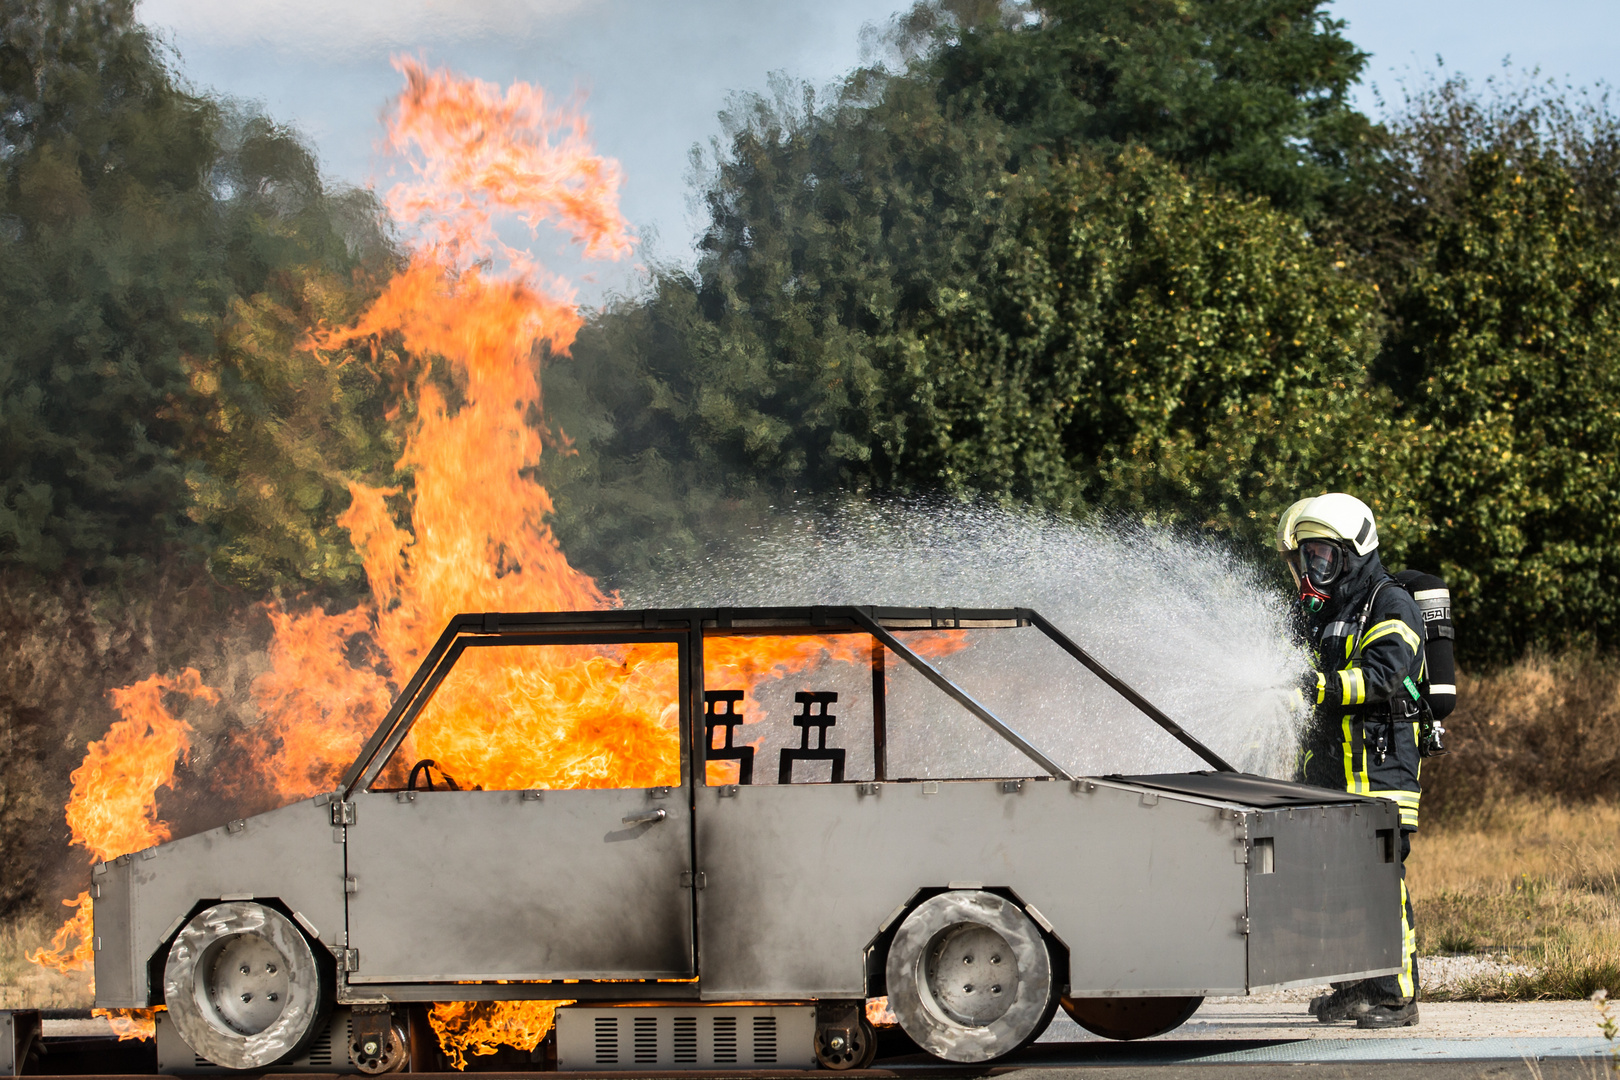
(1350, 577), (1393, 663)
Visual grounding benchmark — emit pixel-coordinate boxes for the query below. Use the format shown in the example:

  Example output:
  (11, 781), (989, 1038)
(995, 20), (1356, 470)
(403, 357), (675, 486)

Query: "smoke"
(629, 498), (1313, 780)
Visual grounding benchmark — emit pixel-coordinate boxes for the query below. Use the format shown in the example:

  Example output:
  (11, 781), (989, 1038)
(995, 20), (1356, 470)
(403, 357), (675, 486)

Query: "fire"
(28, 671), (216, 1039)
(427, 1001), (564, 1071)
(34, 58), (946, 1065)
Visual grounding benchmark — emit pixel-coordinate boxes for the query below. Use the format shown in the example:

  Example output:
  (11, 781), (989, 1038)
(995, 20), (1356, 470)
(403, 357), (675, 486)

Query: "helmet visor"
(1300, 538), (1345, 586)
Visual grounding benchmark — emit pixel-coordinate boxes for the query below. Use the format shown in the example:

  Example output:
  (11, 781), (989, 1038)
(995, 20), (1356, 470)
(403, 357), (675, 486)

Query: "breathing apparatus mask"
(1297, 538), (1346, 613)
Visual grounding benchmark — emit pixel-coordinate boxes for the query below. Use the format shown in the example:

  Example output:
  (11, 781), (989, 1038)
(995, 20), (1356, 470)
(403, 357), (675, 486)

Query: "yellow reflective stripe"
(1350, 668), (1366, 704)
(1338, 669), (1353, 704)
(1341, 716), (1357, 792)
(1398, 877), (1415, 999)
(1314, 671), (1326, 705)
(1370, 788), (1422, 827)
(1361, 618), (1422, 654)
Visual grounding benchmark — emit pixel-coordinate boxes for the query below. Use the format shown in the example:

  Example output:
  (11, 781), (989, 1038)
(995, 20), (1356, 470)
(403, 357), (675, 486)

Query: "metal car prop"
(91, 606), (1402, 1072)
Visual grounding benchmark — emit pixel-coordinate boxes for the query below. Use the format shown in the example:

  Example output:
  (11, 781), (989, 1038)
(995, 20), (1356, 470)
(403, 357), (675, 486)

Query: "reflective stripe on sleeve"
(1428, 683), (1456, 696)
(1361, 618), (1423, 653)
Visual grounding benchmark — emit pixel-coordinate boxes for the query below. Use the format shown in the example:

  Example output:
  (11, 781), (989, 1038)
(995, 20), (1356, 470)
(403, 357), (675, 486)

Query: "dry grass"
(1412, 797), (1620, 999)
(0, 910), (94, 1010)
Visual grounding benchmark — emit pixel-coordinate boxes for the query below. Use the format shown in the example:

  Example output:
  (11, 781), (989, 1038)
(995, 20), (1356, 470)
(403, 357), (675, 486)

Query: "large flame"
(27, 671), (216, 1039)
(33, 58), (922, 1064)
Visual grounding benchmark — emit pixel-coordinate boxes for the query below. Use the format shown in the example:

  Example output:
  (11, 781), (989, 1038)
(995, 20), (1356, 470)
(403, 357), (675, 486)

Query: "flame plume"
(33, 59), (908, 1063)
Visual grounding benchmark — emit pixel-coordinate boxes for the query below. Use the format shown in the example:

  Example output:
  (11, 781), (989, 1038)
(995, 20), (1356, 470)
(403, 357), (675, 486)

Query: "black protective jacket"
(1299, 549), (1427, 828)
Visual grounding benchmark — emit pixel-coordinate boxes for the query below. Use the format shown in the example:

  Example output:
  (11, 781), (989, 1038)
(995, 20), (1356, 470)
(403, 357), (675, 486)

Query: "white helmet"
(1275, 498), (1313, 587)
(1291, 492), (1379, 556)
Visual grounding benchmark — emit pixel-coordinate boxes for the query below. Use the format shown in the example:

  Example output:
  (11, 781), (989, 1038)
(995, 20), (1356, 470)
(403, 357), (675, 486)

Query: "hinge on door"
(1236, 915), (1251, 935)
(345, 876), (359, 895)
(680, 871), (706, 890)
(339, 948), (361, 972)
(331, 801), (356, 825)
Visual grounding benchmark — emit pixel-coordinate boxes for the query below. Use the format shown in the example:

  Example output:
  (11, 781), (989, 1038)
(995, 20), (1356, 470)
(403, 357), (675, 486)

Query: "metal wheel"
(1061, 996), (1203, 1041)
(162, 902), (330, 1070)
(814, 1014), (876, 1070)
(353, 1023), (409, 1074)
(884, 890), (1056, 1063)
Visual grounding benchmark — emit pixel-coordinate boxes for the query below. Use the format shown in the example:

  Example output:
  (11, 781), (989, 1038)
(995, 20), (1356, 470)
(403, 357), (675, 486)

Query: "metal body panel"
(1247, 801), (1404, 987)
(92, 798), (345, 1009)
(695, 779), (1250, 999)
(345, 787), (694, 981)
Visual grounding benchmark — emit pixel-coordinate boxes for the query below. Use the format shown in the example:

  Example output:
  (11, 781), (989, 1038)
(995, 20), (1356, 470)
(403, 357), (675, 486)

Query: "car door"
(343, 633), (695, 985)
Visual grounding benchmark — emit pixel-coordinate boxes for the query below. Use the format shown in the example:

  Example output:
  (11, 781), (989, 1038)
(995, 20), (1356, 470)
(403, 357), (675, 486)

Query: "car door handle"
(622, 808), (667, 826)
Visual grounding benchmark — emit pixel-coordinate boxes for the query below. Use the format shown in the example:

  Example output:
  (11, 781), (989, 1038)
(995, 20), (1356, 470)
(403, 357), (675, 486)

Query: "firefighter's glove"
(1300, 669), (1326, 706)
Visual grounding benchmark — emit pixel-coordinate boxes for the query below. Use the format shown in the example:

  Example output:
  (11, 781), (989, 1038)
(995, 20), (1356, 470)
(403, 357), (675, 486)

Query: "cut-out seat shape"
(704, 689), (754, 785)
(779, 691), (844, 784)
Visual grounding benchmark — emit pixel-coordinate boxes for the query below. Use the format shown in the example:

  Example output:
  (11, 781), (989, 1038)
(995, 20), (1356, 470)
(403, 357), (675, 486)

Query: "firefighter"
(1281, 493), (1424, 1029)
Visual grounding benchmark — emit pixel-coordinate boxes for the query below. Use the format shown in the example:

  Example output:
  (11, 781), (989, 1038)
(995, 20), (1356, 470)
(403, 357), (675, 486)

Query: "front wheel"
(162, 902), (331, 1070)
(884, 890), (1057, 1063)
(1061, 996), (1203, 1041)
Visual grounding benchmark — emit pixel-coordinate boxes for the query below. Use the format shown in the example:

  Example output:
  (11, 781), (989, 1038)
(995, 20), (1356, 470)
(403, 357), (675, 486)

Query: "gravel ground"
(1208, 954), (1541, 1005)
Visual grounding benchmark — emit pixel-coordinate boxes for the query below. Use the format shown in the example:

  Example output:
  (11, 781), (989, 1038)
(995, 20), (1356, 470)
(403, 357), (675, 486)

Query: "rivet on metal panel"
(1140, 792), (1159, 807)
(856, 782), (881, 797)
(227, 818), (246, 833)
(345, 876), (358, 895)
(396, 791), (416, 803)
(522, 789), (544, 802)
(650, 786), (672, 800)
(947, 880), (984, 890)
(718, 785), (740, 798)
(1001, 779), (1025, 794)
(922, 781), (940, 794)
(1023, 903), (1055, 933)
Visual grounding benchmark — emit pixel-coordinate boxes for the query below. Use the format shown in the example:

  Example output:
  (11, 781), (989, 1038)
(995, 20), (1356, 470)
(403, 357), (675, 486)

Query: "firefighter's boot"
(1357, 1000), (1419, 1028)
(1308, 984), (1374, 1023)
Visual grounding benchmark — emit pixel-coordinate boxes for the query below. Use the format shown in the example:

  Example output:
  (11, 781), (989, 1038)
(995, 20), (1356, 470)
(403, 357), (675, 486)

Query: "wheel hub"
(923, 924), (1019, 1026)
(201, 933), (291, 1035)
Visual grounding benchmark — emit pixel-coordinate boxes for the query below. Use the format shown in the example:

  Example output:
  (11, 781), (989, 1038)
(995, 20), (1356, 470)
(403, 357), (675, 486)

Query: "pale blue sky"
(136, 0), (1620, 300)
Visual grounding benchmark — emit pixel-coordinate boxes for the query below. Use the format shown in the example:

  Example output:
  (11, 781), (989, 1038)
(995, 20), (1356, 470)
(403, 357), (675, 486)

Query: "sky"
(135, 0), (1620, 302)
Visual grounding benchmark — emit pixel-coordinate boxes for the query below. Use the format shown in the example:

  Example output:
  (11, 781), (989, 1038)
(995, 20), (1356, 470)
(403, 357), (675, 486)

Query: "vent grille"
(712, 1016), (737, 1065)
(305, 1026), (333, 1067)
(752, 1015), (777, 1064)
(633, 1016), (658, 1064)
(594, 1016), (618, 1065)
(673, 1016), (697, 1064)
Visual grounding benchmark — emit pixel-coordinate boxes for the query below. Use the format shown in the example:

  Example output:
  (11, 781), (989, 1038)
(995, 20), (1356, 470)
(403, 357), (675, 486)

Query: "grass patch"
(1412, 797), (1620, 1000)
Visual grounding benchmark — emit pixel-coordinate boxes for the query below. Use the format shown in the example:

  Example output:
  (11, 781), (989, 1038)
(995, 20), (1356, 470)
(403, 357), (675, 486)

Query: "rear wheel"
(162, 902), (330, 1070)
(884, 891), (1057, 1063)
(1061, 996), (1202, 1041)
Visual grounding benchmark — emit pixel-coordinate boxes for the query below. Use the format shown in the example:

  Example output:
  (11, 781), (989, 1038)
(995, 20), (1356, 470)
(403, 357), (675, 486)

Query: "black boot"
(1308, 984), (1374, 1023)
(1356, 1000), (1419, 1028)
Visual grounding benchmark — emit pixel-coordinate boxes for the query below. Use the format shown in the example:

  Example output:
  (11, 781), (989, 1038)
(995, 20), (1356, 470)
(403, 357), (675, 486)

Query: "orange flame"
(427, 1001), (565, 1070)
(29, 671), (215, 1039)
(37, 59), (930, 1062)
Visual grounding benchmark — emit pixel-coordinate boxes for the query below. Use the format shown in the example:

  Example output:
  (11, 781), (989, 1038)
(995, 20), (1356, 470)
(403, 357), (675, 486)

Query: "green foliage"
(0, 2), (402, 592)
(916, 0), (1376, 215)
